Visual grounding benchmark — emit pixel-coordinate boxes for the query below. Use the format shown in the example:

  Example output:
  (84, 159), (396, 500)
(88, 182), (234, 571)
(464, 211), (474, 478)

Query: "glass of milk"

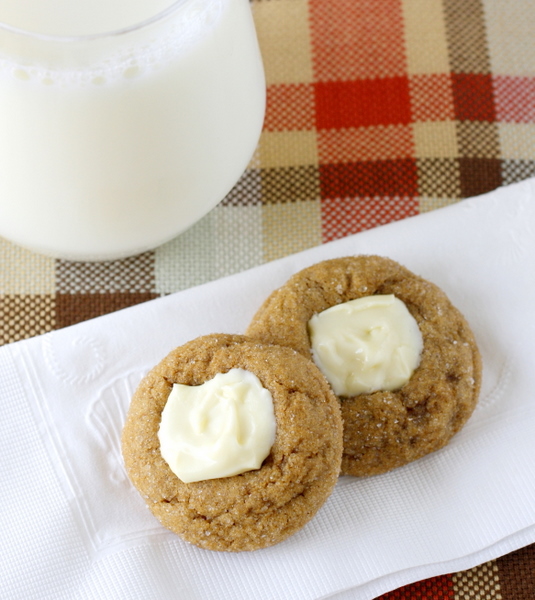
(0, 0), (265, 260)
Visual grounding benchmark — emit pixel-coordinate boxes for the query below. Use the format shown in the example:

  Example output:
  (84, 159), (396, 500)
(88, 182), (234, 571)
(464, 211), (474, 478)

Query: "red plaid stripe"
(264, 83), (316, 132)
(320, 160), (419, 198)
(409, 74), (456, 122)
(378, 574), (454, 599)
(321, 195), (418, 242)
(452, 73), (497, 122)
(494, 76), (535, 123)
(318, 125), (414, 163)
(315, 78), (412, 129)
(309, 0), (407, 81)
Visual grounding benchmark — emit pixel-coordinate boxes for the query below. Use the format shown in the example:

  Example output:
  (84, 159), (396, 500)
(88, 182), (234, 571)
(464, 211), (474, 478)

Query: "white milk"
(0, 0), (265, 260)
(0, 0), (177, 36)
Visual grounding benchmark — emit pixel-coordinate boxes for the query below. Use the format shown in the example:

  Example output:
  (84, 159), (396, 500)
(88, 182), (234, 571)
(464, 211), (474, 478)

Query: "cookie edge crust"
(246, 255), (483, 477)
(121, 334), (344, 552)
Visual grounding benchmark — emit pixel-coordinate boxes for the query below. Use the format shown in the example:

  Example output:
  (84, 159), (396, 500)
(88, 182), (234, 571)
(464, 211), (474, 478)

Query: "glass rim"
(0, 0), (189, 43)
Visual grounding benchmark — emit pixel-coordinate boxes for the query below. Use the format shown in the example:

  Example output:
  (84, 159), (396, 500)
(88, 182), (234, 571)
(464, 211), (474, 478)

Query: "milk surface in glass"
(0, 0), (266, 260)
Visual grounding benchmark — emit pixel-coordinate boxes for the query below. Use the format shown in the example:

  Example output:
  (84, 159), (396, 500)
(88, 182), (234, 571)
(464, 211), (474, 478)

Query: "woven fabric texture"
(1, 0), (534, 597)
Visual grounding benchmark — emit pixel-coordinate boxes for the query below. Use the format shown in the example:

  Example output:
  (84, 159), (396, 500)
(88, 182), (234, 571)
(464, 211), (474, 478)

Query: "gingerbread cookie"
(246, 256), (482, 477)
(122, 334), (343, 552)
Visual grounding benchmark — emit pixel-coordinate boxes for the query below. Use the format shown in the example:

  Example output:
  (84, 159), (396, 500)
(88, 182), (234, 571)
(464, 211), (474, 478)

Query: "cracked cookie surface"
(121, 334), (343, 552)
(246, 255), (482, 477)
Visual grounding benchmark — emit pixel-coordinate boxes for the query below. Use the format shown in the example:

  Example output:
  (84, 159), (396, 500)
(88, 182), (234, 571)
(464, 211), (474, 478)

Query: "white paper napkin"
(2, 178), (535, 600)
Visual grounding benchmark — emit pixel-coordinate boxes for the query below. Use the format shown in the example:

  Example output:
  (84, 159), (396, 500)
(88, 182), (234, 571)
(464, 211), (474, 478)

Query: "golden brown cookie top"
(122, 334), (343, 552)
(246, 256), (482, 477)
(248, 256), (435, 355)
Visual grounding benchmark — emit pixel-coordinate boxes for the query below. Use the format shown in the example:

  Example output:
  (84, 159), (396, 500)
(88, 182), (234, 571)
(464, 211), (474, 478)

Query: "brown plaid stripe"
(1, 0), (534, 596)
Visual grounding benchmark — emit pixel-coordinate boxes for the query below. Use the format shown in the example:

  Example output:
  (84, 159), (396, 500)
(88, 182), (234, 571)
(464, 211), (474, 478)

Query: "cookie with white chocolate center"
(246, 255), (482, 477)
(122, 334), (343, 552)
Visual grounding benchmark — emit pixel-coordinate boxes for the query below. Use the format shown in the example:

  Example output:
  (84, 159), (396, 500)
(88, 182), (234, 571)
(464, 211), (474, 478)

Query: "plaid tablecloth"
(1, 0), (534, 598)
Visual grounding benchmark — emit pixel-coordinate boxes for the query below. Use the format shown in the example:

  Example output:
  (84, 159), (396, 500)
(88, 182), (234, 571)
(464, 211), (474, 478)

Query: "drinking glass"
(0, 0), (265, 260)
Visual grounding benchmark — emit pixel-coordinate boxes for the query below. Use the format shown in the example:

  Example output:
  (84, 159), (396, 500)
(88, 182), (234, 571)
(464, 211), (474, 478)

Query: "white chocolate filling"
(308, 294), (423, 396)
(158, 368), (276, 483)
